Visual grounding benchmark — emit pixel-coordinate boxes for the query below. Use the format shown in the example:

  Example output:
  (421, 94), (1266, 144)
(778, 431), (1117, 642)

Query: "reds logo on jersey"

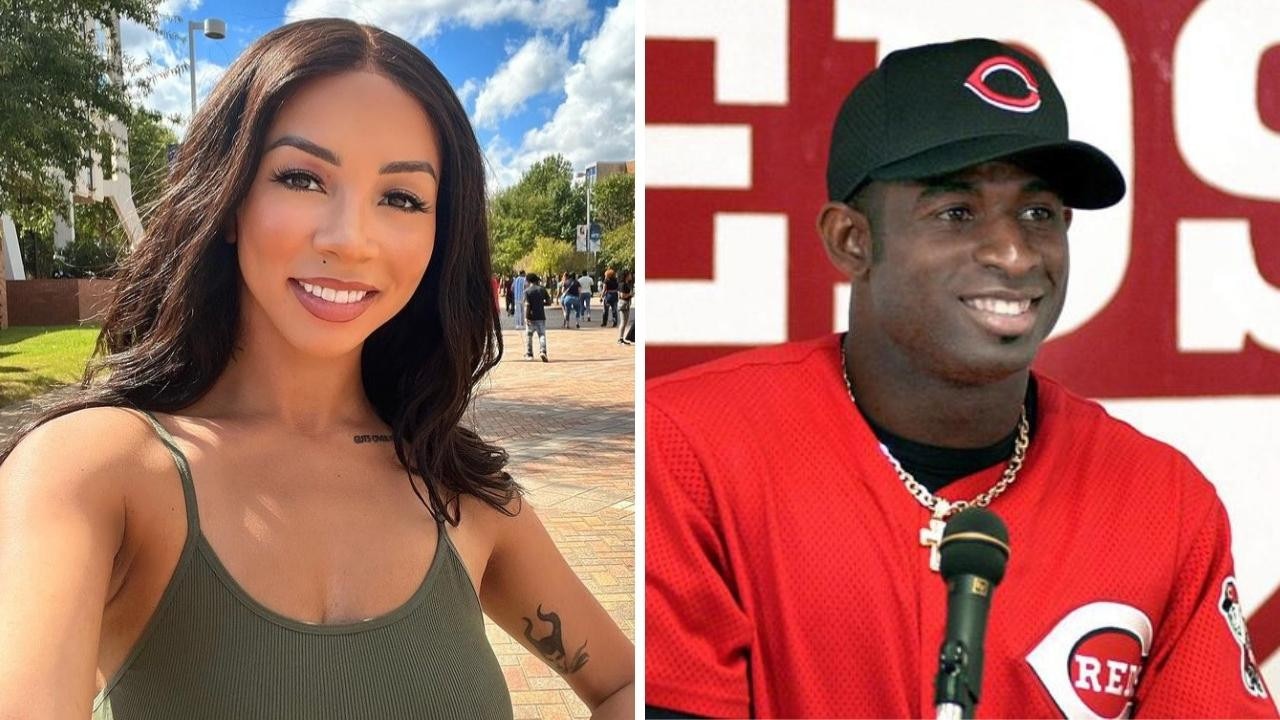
(1027, 602), (1153, 719)
(963, 55), (1042, 113)
(1220, 576), (1269, 699)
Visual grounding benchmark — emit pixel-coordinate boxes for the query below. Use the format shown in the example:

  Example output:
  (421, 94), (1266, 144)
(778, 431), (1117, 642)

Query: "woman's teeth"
(298, 281), (368, 304)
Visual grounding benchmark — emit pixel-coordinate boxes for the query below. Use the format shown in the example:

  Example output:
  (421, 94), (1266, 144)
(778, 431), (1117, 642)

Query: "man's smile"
(959, 290), (1045, 338)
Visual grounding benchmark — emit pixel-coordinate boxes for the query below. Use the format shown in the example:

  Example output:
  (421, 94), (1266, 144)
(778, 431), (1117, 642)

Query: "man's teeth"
(965, 297), (1031, 316)
(298, 281), (368, 304)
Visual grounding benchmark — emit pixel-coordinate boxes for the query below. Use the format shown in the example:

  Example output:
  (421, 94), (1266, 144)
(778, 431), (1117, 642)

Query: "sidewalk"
(0, 305), (634, 719)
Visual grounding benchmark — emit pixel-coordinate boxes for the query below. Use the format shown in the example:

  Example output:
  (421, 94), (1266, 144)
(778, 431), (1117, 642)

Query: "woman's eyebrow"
(266, 135), (339, 165)
(264, 135), (436, 180)
(380, 160), (437, 180)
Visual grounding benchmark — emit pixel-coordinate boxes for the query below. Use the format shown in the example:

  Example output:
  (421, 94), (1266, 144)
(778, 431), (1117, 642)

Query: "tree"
(591, 173), (634, 232)
(0, 0), (165, 214)
(598, 219), (634, 275)
(489, 154), (585, 244)
(125, 106), (178, 214)
(9, 106), (175, 278)
(489, 215), (537, 275)
(523, 236), (577, 283)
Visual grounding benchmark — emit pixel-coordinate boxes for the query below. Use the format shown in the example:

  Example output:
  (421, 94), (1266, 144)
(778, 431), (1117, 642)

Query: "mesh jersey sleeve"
(1136, 465), (1279, 717)
(645, 401), (753, 719)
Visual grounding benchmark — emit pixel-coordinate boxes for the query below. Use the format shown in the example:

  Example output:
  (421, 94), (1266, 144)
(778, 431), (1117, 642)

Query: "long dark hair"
(1, 19), (519, 523)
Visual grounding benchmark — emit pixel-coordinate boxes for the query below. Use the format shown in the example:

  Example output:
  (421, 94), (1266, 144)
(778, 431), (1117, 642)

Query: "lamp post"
(187, 18), (227, 118)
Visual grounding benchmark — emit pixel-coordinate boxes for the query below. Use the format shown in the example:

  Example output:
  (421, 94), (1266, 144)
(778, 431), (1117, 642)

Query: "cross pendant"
(920, 517), (947, 572)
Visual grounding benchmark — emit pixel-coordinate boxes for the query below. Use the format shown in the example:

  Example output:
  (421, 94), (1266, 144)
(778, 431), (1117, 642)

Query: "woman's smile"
(288, 278), (378, 322)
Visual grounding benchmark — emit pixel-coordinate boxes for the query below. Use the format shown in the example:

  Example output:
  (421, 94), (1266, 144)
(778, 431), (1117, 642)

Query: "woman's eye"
(382, 191), (430, 213)
(273, 170), (322, 192)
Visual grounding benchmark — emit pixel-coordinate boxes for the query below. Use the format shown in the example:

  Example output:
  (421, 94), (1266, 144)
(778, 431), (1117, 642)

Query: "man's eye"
(1021, 206), (1055, 221)
(272, 169), (322, 192)
(938, 206), (974, 222)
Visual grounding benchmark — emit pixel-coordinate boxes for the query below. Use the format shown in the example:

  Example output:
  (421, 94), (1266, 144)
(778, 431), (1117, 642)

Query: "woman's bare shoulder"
(0, 406), (176, 712)
(2, 406), (174, 498)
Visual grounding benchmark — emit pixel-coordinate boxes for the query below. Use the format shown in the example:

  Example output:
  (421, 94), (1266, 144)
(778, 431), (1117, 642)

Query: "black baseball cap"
(826, 38), (1125, 209)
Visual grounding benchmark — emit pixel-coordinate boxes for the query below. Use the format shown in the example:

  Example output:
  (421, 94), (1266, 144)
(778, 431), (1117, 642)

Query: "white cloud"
(483, 134), (524, 189)
(283, 0), (592, 43)
(156, 0), (201, 14)
(456, 78), (480, 107)
(483, 0), (634, 188)
(471, 34), (570, 129)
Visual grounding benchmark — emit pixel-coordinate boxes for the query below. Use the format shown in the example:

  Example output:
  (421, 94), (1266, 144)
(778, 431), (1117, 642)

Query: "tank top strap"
(137, 410), (201, 532)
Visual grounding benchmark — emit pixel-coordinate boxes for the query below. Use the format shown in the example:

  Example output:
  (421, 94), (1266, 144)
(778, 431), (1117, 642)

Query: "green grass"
(0, 325), (100, 406)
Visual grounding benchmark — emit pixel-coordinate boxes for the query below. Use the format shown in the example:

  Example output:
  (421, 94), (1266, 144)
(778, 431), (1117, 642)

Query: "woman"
(559, 271), (581, 329)
(600, 268), (620, 328)
(618, 272), (635, 344)
(0, 20), (632, 719)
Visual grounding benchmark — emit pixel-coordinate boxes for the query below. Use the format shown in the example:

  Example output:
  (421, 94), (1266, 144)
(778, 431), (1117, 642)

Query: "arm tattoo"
(522, 604), (590, 674)
(353, 434), (393, 444)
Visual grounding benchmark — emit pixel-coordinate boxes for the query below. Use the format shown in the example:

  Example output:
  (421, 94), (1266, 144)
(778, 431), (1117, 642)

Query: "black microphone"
(933, 508), (1010, 720)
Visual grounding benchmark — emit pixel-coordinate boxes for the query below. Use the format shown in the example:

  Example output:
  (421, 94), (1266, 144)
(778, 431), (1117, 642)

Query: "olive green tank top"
(91, 412), (514, 719)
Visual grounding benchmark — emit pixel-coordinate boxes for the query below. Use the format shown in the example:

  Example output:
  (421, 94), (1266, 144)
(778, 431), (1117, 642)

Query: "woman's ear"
(817, 202), (873, 279)
(225, 217), (238, 245)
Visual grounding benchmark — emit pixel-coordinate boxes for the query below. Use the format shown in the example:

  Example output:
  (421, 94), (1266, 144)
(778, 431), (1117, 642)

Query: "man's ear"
(818, 201), (873, 278)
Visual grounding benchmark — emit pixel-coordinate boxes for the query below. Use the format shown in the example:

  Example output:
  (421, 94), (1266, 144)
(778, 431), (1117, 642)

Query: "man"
(522, 272), (550, 362)
(579, 271), (595, 322)
(645, 39), (1277, 718)
(512, 269), (527, 330)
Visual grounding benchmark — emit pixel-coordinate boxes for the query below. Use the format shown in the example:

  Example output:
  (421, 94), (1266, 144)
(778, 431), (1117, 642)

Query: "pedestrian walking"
(523, 273), (551, 362)
(512, 270), (527, 329)
(578, 272), (594, 322)
(600, 269), (620, 328)
(559, 272), (581, 329)
(618, 273), (634, 344)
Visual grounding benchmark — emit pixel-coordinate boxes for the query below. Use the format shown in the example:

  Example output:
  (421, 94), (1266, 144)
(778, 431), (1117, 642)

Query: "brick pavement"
(0, 303), (635, 719)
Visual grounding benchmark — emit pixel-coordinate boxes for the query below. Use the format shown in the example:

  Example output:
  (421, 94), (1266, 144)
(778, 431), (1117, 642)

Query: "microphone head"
(939, 508), (1011, 584)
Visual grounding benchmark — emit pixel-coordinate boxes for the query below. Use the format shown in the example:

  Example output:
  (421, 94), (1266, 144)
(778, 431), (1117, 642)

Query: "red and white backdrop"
(645, 0), (1280, 688)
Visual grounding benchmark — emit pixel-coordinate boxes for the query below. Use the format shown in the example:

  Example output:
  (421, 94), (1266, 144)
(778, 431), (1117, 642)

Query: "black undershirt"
(859, 376), (1039, 492)
(643, 379), (1039, 720)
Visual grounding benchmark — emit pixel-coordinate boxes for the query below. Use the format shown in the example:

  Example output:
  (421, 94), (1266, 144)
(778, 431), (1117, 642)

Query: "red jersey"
(646, 335), (1277, 718)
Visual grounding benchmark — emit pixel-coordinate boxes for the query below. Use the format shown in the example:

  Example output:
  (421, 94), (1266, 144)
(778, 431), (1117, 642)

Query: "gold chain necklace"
(839, 339), (1030, 572)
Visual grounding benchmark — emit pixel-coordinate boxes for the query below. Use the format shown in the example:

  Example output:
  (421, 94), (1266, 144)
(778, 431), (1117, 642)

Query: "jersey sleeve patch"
(1219, 576), (1269, 699)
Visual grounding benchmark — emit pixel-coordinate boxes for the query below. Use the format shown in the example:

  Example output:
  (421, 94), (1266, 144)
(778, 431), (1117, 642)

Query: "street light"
(188, 18), (226, 118)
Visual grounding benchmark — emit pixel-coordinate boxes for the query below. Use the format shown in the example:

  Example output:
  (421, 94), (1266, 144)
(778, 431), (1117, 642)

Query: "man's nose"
(974, 215), (1040, 277)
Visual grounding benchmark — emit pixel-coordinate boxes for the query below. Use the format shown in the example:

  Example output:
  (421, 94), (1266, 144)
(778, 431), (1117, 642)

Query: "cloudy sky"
(120, 0), (634, 188)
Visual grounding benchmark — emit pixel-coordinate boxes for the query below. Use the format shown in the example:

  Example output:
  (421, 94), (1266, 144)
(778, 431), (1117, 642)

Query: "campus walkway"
(0, 305), (635, 719)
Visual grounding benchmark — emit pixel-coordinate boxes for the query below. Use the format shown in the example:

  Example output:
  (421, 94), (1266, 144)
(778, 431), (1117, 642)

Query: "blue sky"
(120, 0), (634, 188)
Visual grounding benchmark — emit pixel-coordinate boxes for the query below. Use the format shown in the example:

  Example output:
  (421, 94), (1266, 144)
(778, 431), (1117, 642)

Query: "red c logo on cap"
(964, 55), (1041, 113)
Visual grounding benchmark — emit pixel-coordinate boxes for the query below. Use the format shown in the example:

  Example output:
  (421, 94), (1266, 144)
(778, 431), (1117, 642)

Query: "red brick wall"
(7, 279), (117, 326)
(77, 279), (116, 323)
